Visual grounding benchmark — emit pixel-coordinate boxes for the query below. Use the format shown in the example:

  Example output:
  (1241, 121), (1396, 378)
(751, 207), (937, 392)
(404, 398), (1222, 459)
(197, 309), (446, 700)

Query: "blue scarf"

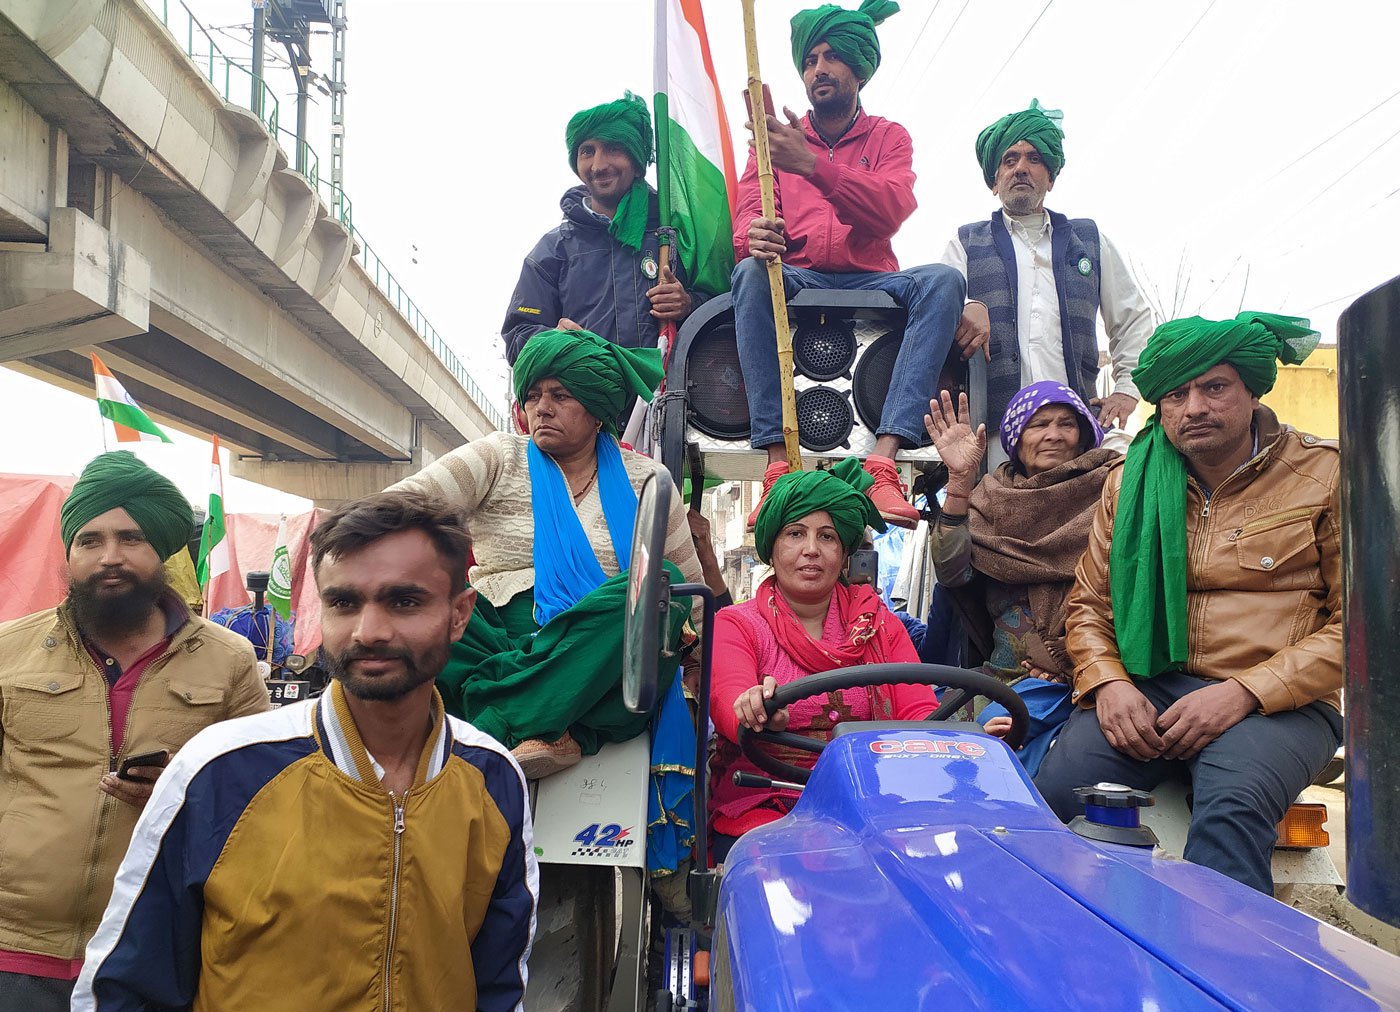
(528, 433), (638, 625)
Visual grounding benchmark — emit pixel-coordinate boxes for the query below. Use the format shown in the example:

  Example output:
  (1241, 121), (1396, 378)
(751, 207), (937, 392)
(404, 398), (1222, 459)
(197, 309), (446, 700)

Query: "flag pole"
(653, 0), (678, 381)
(741, 0), (802, 472)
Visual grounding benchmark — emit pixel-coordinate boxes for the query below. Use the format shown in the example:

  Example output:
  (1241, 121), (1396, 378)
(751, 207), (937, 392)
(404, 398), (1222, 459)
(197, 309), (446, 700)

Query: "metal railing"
(155, 1), (278, 136)
(144, 0), (505, 431)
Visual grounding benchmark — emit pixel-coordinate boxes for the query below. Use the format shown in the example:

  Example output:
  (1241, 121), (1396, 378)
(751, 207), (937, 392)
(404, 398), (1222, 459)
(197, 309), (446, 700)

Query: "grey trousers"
(1034, 670), (1342, 894)
(0, 970), (76, 1012)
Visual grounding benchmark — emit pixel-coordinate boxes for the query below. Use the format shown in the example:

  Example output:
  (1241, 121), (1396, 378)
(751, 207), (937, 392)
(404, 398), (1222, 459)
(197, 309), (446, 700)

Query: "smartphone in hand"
(117, 749), (169, 783)
(846, 549), (879, 586)
(741, 83), (777, 122)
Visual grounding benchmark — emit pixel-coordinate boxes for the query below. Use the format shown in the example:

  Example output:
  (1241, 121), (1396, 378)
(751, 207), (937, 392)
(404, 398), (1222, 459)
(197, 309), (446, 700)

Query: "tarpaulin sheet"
(0, 474), (323, 655)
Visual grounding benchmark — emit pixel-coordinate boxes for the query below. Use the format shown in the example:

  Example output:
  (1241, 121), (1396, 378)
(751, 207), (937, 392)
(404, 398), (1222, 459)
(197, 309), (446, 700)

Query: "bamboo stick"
(741, 0), (802, 472)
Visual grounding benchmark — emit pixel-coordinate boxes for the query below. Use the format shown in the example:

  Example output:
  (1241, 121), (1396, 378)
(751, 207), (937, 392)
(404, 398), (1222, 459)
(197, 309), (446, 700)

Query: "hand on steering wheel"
(738, 664), (1031, 786)
(734, 675), (791, 733)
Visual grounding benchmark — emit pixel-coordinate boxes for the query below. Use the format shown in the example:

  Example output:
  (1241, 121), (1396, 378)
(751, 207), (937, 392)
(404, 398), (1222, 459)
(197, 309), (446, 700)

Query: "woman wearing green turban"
(706, 459), (938, 858)
(391, 329), (705, 782)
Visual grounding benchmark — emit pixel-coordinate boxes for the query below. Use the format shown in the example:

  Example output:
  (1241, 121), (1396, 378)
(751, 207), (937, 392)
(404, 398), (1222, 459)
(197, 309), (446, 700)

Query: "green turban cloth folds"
(60, 450), (194, 561)
(565, 92), (654, 253)
(975, 98), (1066, 189)
(790, 0), (900, 87)
(1109, 312), (1320, 679)
(753, 458), (885, 564)
(513, 328), (664, 435)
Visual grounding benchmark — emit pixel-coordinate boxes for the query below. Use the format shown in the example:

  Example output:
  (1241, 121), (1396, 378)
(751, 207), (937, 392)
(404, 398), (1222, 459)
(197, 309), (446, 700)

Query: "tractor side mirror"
(624, 472), (674, 715)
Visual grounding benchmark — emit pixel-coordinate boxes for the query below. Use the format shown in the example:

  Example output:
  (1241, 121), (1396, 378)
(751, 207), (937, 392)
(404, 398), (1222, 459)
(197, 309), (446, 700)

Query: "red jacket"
(731, 109), (917, 274)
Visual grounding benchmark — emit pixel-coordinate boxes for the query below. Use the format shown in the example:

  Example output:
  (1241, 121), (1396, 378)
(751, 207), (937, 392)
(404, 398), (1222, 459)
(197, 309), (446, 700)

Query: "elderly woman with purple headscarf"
(922, 381), (1121, 770)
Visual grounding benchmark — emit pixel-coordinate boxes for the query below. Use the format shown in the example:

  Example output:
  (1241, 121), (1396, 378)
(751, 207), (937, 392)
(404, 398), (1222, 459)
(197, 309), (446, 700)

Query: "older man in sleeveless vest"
(942, 100), (1154, 464)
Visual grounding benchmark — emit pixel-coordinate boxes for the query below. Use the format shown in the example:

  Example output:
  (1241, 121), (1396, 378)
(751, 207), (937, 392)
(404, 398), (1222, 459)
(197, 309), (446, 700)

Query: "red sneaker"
(864, 454), (919, 530)
(746, 461), (792, 530)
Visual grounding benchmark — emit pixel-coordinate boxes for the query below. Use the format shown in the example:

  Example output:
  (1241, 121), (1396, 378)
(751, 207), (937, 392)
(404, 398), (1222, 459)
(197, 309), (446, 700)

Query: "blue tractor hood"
(715, 728), (1400, 1011)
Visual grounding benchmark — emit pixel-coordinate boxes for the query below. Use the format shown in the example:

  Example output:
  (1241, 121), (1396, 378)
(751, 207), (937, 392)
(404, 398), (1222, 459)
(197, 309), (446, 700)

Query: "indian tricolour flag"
(196, 435), (230, 587)
(654, 0), (739, 297)
(91, 353), (172, 443)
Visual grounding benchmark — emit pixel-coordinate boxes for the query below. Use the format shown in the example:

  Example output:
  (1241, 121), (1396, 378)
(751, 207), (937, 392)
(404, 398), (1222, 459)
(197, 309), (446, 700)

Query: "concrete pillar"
(0, 206), (150, 360)
(229, 457), (421, 510)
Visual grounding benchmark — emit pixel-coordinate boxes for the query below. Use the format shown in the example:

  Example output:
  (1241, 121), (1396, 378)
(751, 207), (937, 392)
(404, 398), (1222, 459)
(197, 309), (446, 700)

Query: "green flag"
(267, 514), (293, 620)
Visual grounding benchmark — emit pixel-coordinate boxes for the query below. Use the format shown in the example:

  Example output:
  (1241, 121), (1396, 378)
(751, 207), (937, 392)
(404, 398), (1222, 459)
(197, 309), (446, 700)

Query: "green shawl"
(1110, 312), (1320, 678)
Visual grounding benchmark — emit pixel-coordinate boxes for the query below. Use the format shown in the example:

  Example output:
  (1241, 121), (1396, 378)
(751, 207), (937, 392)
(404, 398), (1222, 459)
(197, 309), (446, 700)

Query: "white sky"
(3, 0), (1396, 512)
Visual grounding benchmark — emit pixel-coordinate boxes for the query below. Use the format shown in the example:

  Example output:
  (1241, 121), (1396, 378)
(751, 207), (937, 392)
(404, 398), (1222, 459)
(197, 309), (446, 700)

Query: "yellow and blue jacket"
(73, 682), (537, 1011)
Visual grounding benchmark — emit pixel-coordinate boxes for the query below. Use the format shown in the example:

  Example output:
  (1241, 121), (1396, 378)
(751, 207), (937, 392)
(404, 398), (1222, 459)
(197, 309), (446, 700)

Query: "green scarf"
(789, 0), (900, 87)
(60, 450), (194, 561)
(975, 98), (1066, 188)
(1110, 312), (1320, 678)
(753, 458), (885, 563)
(512, 328), (664, 435)
(565, 92), (654, 252)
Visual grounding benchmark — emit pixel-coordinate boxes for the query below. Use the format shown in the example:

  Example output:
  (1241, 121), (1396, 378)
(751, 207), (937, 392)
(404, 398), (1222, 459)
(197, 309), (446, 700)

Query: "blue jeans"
(730, 257), (967, 449)
(1033, 671), (1342, 894)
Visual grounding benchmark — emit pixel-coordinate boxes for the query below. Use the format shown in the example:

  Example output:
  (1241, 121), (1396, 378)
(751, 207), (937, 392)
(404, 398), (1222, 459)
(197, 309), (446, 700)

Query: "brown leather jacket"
(1066, 407), (1342, 714)
(0, 599), (270, 961)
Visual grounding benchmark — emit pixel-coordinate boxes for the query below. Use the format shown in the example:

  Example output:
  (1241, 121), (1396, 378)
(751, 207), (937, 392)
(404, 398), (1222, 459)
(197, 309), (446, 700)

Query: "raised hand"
(924, 389), (986, 483)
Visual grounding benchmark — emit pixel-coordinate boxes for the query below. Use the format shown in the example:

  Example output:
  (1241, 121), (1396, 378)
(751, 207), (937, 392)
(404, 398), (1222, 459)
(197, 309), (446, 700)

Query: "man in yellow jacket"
(0, 452), (269, 1012)
(1035, 313), (1343, 894)
(75, 488), (538, 1012)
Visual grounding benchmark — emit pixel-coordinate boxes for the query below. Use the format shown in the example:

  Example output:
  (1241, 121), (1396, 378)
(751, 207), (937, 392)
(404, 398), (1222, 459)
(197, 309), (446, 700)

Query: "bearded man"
(1035, 313), (1343, 894)
(731, 0), (983, 528)
(76, 488), (536, 1012)
(0, 451), (268, 1012)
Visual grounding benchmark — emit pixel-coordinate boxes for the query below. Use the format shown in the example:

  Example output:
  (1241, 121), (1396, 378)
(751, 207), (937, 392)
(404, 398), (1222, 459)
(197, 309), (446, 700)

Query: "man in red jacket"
(733, 1), (985, 527)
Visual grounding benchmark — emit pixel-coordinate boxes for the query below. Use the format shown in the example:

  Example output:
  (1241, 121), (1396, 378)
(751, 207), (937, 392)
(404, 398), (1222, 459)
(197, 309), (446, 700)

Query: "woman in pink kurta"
(708, 461), (937, 857)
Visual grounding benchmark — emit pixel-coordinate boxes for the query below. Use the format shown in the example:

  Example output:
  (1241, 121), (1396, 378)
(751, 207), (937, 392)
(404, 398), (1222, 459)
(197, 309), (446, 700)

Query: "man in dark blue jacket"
(503, 93), (700, 364)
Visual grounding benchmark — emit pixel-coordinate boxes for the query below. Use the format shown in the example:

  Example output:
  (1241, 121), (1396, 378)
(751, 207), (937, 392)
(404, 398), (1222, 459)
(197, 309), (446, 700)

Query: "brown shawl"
(967, 448), (1118, 675)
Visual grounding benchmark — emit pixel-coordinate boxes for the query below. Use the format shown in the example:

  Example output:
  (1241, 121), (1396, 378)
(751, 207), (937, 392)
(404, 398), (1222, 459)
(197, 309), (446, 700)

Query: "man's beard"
(325, 641), (450, 703)
(69, 567), (167, 639)
(1000, 179), (1043, 215)
(809, 77), (855, 119)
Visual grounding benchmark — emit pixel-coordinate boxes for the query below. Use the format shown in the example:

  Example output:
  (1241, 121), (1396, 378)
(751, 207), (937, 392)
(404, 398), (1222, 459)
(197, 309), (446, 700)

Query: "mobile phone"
(741, 83), (776, 122)
(847, 549), (879, 586)
(117, 749), (169, 782)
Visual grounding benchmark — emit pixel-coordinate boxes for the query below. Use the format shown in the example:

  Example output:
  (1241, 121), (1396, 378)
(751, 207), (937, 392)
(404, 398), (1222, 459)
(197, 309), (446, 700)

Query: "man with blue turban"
(732, 0), (983, 531)
(942, 100), (1155, 465)
(0, 451), (268, 1009)
(1034, 313), (1343, 895)
(503, 92), (705, 369)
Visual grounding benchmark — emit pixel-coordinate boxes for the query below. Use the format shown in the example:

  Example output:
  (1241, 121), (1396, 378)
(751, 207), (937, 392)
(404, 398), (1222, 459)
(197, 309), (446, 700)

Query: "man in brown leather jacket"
(1034, 313), (1342, 894)
(0, 452), (269, 1011)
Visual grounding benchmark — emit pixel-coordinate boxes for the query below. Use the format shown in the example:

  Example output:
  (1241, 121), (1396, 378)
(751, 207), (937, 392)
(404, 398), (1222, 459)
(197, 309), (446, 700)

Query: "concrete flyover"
(0, 0), (502, 505)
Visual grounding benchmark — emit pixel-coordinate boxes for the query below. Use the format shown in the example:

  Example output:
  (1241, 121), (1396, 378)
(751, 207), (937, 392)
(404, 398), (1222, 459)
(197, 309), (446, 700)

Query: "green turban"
(975, 98), (1066, 189)
(60, 451), (195, 561)
(1109, 312), (1321, 679)
(753, 458), (885, 564)
(513, 328), (664, 436)
(790, 0), (900, 87)
(565, 92), (654, 253)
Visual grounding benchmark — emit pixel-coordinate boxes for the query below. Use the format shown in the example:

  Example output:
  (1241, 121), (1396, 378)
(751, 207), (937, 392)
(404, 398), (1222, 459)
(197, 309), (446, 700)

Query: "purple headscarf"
(999, 380), (1103, 461)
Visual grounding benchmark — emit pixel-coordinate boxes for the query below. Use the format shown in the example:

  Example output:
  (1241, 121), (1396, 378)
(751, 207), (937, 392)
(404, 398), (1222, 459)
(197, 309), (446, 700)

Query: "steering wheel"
(737, 663), (1031, 786)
